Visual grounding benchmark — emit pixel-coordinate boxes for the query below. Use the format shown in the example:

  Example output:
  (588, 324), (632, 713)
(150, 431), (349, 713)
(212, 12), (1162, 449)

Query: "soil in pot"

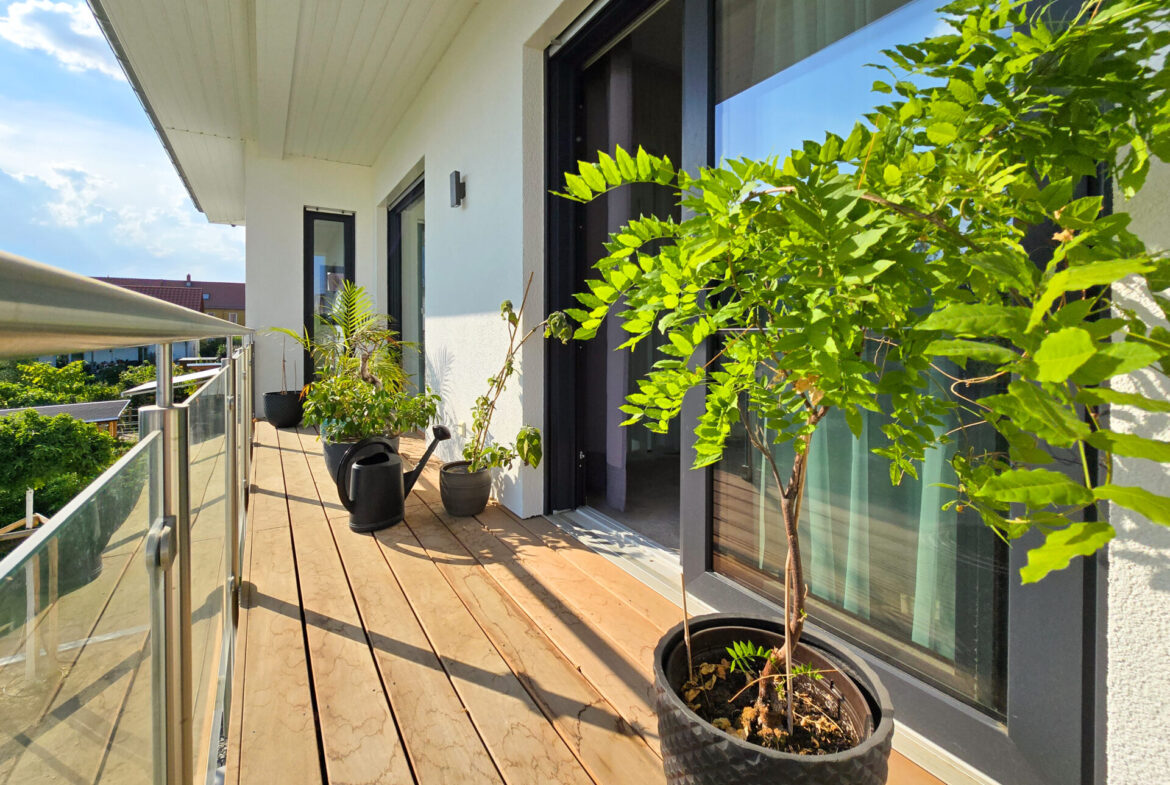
(440, 460), (491, 517)
(679, 649), (858, 755)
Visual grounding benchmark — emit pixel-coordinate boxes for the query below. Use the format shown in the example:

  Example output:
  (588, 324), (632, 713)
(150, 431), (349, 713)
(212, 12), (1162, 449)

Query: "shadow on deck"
(228, 421), (942, 785)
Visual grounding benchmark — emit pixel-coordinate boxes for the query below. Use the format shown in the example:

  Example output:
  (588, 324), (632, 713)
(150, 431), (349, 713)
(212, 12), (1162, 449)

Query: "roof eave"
(87, 0), (207, 217)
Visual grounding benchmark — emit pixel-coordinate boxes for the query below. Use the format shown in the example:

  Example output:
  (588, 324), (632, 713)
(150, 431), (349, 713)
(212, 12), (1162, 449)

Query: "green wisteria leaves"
(557, 0), (1170, 583)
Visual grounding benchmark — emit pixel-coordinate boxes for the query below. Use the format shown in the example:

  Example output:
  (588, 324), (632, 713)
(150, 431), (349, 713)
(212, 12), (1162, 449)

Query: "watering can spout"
(404, 425), (452, 497)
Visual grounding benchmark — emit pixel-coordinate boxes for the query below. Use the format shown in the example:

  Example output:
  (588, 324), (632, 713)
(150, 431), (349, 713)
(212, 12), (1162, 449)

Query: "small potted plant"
(559, 1), (1170, 780)
(262, 337), (303, 428)
(440, 274), (571, 516)
(303, 373), (440, 477)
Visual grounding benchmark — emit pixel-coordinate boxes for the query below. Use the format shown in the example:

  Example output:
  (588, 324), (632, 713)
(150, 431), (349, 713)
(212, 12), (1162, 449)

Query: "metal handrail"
(0, 250), (251, 358)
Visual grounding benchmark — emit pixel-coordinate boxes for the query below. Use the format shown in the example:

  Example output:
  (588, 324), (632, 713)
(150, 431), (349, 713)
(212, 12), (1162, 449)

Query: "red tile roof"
(96, 275), (244, 310)
(121, 284), (206, 312)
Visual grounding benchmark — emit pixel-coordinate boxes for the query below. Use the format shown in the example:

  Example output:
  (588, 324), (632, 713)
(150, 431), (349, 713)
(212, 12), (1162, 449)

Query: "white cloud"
(0, 95), (244, 280)
(0, 0), (122, 79)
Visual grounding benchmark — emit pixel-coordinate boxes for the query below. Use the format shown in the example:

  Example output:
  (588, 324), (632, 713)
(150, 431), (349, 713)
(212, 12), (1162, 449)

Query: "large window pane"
(304, 211), (354, 382)
(711, 0), (1007, 716)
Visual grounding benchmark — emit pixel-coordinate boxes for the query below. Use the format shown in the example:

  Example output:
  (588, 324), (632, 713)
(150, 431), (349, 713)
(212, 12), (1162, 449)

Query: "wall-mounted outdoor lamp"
(450, 170), (466, 207)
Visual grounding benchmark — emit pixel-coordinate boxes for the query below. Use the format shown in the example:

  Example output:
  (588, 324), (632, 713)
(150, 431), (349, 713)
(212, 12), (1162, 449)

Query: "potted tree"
(559, 0), (1170, 781)
(439, 274), (571, 516)
(262, 337), (303, 428)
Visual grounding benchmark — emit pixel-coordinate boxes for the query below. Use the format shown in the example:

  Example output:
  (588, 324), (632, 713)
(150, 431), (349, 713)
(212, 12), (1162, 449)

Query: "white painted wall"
(1107, 158), (1170, 785)
(244, 149), (373, 405)
(243, 1), (589, 518)
(366, 0), (591, 517)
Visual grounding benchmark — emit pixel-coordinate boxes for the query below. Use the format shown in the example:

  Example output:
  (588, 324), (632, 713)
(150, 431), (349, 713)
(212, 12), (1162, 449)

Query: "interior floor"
(587, 454), (680, 551)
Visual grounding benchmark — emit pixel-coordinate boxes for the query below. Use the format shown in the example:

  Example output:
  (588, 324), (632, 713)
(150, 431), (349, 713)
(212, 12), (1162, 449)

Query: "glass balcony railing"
(0, 250), (254, 785)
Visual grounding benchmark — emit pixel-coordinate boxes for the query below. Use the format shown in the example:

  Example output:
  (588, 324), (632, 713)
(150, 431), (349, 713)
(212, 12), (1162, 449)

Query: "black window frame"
(544, 1), (1105, 783)
(387, 178), (426, 391)
(303, 209), (355, 385)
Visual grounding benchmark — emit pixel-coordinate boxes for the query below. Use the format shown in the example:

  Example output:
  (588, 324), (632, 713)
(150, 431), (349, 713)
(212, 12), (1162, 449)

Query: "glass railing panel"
(185, 367), (229, 782)
(0, 431), (161, 785)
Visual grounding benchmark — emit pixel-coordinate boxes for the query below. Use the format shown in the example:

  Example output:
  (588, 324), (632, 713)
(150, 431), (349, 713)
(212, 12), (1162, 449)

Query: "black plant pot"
(439, 461), (491, 517)
(655, 614), (893, 785)
(323, 436), (397, 479)
(263, 391), (302, 428)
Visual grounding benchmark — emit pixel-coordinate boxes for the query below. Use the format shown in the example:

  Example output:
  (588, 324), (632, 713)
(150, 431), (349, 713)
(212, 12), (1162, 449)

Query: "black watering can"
(334, 425), (451, 533)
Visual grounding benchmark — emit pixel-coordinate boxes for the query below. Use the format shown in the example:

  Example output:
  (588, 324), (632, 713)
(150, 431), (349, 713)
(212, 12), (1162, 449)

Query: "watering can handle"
(333, 436), (398, 513)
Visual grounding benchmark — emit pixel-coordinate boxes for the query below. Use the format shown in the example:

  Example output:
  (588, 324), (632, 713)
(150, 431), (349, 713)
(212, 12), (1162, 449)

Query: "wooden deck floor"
(228, 422), (943, 785)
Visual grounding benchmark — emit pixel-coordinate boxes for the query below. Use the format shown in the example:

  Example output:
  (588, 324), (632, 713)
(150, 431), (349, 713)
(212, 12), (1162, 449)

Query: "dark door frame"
(388, 178), (426, 388)
(303, 209), (355, 385)
(544, 1), (1100, 782)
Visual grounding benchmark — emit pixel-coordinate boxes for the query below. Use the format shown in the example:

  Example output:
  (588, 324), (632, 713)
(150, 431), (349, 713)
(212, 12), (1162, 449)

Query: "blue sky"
(0, 0), (244, 281)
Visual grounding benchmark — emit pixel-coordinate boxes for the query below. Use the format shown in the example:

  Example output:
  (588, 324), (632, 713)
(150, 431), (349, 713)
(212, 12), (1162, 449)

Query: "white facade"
(247, 0), (590, 517)
(1107, 160), (1170, 785)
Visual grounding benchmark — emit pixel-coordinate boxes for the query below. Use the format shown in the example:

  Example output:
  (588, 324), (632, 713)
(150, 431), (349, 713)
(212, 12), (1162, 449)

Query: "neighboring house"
(88, 2), (1169, 785)
(95, 274), (246, 324)
(0, 400), (129, 438)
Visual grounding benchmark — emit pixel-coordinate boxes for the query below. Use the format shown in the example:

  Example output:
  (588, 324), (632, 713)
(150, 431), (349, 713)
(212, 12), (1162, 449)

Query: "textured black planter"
(655, 614), (893, 785)
(439, 461), (491, 516)
(263, 391), (302, 428)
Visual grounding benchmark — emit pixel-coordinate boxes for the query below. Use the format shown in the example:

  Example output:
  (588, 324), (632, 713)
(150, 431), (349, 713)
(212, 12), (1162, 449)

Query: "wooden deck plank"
(372, 520), (593, 785)
(233, 423), (322, 785)
(508, 513), (684, 631)
(293, 428), (504, 785)
(274, 427), (413, 785)
(230, 429), (945, 785)
(404, 503), (665, 785)
(431, 505), (661, 754)
(474, 506), (663, 676)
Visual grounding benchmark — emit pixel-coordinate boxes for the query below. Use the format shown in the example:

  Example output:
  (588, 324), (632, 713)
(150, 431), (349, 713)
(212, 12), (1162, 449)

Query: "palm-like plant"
(273, 281), (408, 392)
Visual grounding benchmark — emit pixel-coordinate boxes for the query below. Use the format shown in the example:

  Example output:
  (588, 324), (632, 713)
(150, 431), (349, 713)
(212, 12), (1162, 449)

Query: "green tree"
(0, 410), (122, 523)
(0, 361), (118, 407)
(559, 0), (1170, 738)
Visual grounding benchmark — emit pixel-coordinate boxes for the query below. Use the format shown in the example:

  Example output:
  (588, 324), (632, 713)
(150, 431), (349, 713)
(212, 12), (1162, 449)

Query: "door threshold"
(545, 506), (713, 613)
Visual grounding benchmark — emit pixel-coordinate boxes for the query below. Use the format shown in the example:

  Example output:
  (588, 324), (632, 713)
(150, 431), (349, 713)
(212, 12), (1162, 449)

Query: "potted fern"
(559, 0), (1170, 780)
(439, 274), (571, 516)
(274, 281), (434, 475)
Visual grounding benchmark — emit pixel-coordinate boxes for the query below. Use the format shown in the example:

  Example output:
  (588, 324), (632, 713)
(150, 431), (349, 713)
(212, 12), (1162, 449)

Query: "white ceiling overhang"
(90, 0), (479, 225)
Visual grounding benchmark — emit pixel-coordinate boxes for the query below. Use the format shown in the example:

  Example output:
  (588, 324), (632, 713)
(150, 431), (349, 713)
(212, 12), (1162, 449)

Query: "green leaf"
(1076, 388), (1170, 413)
(564, 172), (592, 201)
(615, 145), (637, 179)
(578, 161), (606, 192)
(983, 381), (1090, 447)
(1055, 196), (1103, 230)
(1030, 260), (1153, 329)
(947, 77), (977, 105)
(1020, 522), (1115, 583)
(978, 468), (1094, 508)
(597, 152), (621, 185)
(1094, 484), (1170, 526)
(842, 259), (896, 285)
(883, 163), (902, 186)
(1070, 341), (1162, 385)
(1086, 430), (1170, 463)
(926, 122), (957, 145)
(918, 304), (1029, 337)
(636, 146), (652, 178)
(1033, 327), (1096, 382)
(925, 339), (1016, 365)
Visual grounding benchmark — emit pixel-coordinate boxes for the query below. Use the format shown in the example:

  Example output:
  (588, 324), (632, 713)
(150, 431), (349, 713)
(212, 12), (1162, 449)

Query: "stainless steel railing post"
(225, 336), (240, 623)
(141, 343), (193, 785)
